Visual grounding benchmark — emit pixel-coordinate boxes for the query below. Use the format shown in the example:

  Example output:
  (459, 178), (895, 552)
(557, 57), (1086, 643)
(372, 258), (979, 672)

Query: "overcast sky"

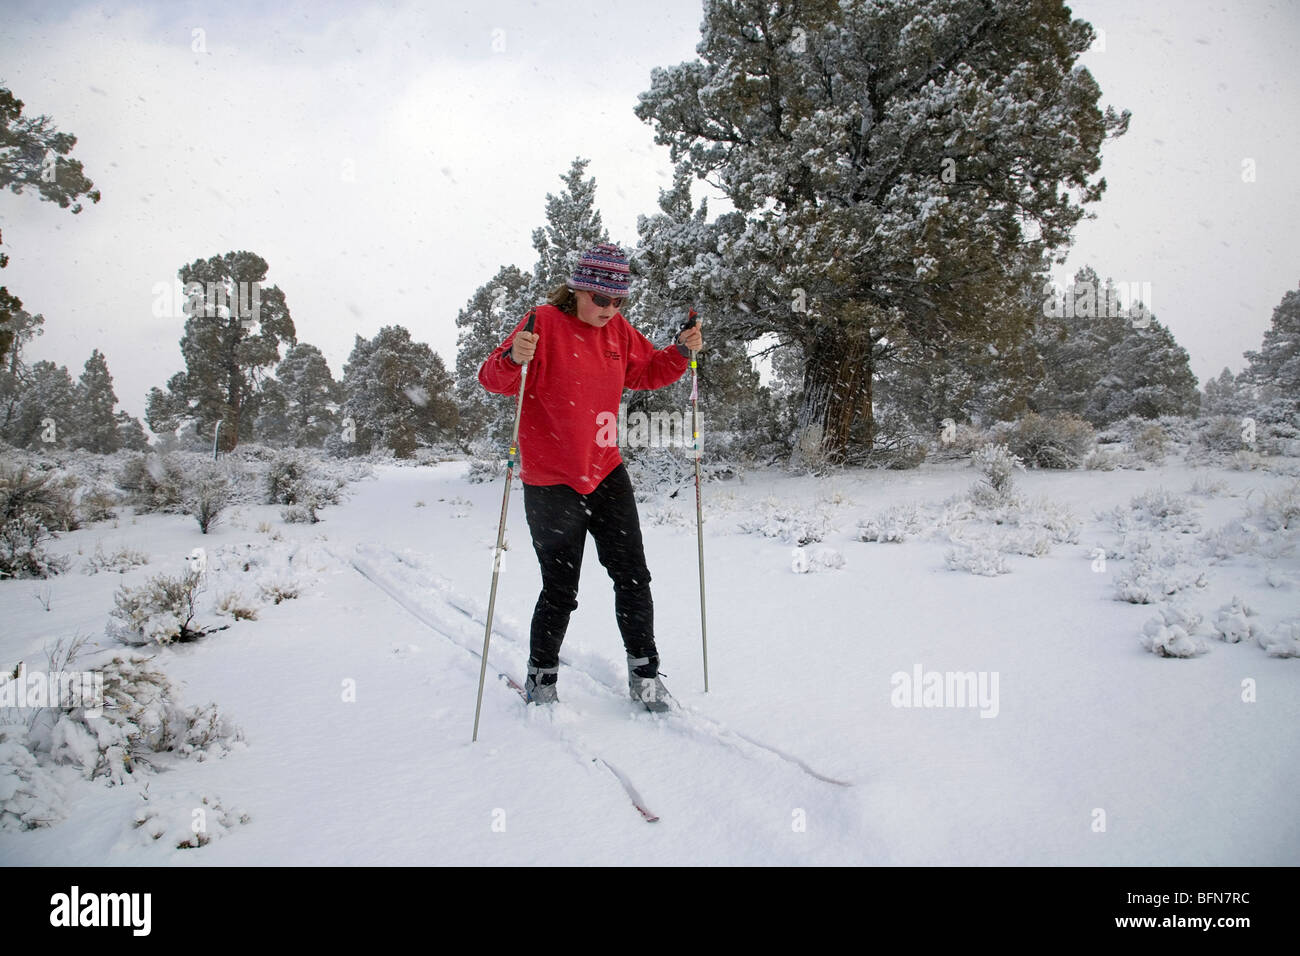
(2, 0), (1297, 423)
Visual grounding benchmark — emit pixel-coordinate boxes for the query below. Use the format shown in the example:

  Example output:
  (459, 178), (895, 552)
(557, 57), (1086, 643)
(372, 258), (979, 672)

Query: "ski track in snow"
(371, 543), (855, 787)
(338, 545), (663, 824)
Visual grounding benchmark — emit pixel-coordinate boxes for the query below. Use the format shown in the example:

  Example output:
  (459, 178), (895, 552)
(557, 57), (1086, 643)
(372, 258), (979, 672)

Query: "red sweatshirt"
(478, 304), (690, 493)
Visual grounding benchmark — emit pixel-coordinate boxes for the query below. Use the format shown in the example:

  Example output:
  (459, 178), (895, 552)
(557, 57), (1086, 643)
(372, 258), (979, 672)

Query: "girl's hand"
(678, 325), (703, 352)
(511, 331), (539, 364)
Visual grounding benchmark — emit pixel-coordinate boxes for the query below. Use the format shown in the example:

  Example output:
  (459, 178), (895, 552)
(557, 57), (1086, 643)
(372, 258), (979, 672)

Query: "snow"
(2, 453), (1299, 864)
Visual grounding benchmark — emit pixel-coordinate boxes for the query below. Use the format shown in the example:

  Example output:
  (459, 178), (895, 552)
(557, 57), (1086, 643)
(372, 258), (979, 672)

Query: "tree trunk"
(796, 324), (875, 464)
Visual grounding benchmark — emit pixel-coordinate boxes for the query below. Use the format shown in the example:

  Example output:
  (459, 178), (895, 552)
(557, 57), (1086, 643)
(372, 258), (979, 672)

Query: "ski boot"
(524, 664), (559, 704)
(627, 655), (673, 712)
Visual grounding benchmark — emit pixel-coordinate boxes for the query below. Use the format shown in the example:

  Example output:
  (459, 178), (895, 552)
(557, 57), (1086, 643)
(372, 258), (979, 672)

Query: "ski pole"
(682, 308), (708, 692)
(473, 310), (535, 742)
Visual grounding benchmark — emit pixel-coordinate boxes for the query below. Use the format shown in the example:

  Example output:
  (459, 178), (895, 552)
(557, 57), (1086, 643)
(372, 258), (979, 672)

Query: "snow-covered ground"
(2, 452), (1298, 865)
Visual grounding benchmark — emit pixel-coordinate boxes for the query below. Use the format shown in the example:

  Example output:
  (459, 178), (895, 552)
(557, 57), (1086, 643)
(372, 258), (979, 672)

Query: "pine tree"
(146, 251), (296, 451)
(1242, 283), (1300, 423)
(0, 308), (45, 444)
(72, 349), (121, 453)
(531, 158), (611, 291)
(635, 0), (1128, 462)
(1202, 367), (1250, 418)
(8, 360), (77, 449)
(270, 342), (339, 447)
(340, 326), (457, 458)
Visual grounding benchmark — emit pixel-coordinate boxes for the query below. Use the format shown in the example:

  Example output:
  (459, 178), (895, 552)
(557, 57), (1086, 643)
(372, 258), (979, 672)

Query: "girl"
(478, 243), (704, 709)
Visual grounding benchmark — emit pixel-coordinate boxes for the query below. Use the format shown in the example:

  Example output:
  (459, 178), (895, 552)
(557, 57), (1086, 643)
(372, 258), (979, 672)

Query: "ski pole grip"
(679, 309), (699, 334)
(524, 310), (536, 334)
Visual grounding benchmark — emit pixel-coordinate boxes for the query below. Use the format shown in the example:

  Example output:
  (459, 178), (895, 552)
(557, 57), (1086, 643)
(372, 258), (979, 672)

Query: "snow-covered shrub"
(266, 451), (310, 504)
(1197, 415), (1249, 453)
(133, 791), (250, 849)
(1252, 479), (1300, 531)
(117, 453), (189, 513)
(215, 590), (258, 621)
(0, 463), (76, 530)
(257, 577), (299, 604)
(1083, 446), (1119, 470)
(82, 542), (149, 575)
(1228, 450), (1264, 471)
(858, 502), (924, 543)
(465, 455), (506, 484)
(1128, 488), (1201, 533)
(1212, 596), (1258, 643)
(78, 485), (120, 523)
(1188, 475), (1228, 497)
(1140, 604), (1211, 658)
(1133, 423), (1167, 463)
(184, 464), (231, 535)
(281, 501), (319, 524)
(46, 655), (244, 784)
(0, 724), (66, 831)
(107, 569), (206, 645)
(790, 545), (846, 573)
(737, 497), (832, 546)
(998, 413), (1095, 469)
(0, 512), (71, 580)
(969, 443), (1022, 506)
(1259, 621), (1300, 658)
(1114, 539), (1208, 603)
(944, 538), (1010, 576)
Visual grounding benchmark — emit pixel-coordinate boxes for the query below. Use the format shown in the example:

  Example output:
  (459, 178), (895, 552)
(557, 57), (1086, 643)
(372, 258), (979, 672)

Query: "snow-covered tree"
(263, 342), (339, 448)
(1242, 283), (1300, 422)
(454, 265), (534, 448)
(340, 326), (457, 458)
(146, 251), (296, 451)
(632, 168), (785, 459)
(635, 0), (1129, 462)
(1029, 267), (1197, 425)
(6, 360), (77, 449)
(1201, 367), (1251, 418)
(0, 307), (44, 441)
(71, 349), (120, 453)
(531, 158), (612, 292)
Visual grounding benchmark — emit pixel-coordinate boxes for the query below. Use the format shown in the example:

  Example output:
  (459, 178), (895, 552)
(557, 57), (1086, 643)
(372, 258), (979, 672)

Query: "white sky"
(1, 0), (1297, 422)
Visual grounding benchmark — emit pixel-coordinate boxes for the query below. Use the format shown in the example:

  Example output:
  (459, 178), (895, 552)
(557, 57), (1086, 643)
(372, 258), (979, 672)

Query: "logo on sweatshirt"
(604, 349), (621, 360)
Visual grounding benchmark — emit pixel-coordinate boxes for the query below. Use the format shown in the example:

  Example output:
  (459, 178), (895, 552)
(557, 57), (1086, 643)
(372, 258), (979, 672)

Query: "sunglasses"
(585, 291), (625, 309)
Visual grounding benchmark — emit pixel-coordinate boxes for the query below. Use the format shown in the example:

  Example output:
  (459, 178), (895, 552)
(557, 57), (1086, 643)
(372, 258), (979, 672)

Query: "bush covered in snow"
(996, 412), (1096, 469)
(82, 542), (149, 575)
(0, 512), (71, 580)
(969, 442), (1022, 506)
(944, 538), (1010, 576)
(183, 463), (232, 534)
(0, 723), (66, 830)
(107, 569), (209, 645)
(737, 497), (833, 546)
(1140, 604), (1211, 658)
(858, 502), (925, 543)
(117, 452), (189, 513)
(1114, 539), (1208, 604)
(42, 655), (244, 785)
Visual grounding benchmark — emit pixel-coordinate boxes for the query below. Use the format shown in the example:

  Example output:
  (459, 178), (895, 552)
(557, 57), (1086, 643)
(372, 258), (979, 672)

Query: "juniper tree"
(635, 0), (1129, 462)
(1242, 283), (1300, 423)
(145, 251), (296, 451)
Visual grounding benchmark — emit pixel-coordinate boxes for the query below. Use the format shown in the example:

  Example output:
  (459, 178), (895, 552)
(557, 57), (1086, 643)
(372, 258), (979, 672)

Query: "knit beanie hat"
(568, 243), (631, 297)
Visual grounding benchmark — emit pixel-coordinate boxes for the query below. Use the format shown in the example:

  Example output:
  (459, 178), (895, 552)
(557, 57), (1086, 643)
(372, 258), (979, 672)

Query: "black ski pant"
(523, 464), (658, 672)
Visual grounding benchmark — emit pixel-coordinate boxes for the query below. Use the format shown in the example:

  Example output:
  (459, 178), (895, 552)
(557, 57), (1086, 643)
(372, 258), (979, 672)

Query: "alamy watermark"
(1, 669), (104, 717)
(595, 403), (700, 456)
(890, 664), (1000, 718)
(151, 279), (262, 328)
(1042, 279), (1152, 327)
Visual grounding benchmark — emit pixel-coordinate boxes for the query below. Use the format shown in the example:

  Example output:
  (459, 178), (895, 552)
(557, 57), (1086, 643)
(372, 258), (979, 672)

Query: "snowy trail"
(341, 542), (867, 849)
(372, 542), (856, 787)
(336, 543), (662, 824)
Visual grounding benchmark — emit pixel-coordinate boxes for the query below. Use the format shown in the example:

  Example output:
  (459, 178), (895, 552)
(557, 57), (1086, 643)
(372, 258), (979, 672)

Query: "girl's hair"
(547, 283), (578, 316)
